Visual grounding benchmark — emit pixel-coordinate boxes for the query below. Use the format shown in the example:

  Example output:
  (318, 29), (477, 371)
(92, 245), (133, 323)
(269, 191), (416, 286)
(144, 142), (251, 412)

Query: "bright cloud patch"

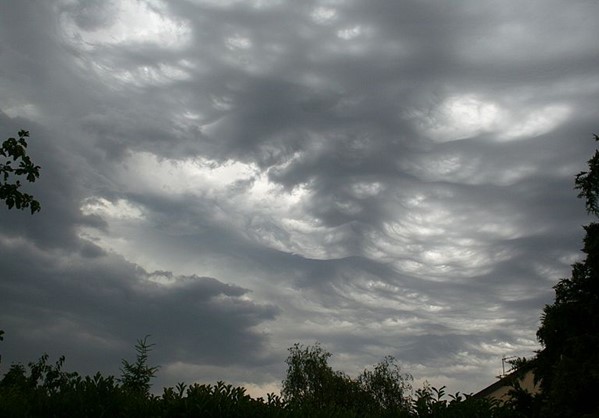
(226, 35), (253, 50)
(337, 26), (362, 40)
(186, 0), (283, 8)
(81, 197), (145, 220)
(115, 151), (270, 197)
(108, 62), (192, 87)
(364, 188), (521, 280)
(95, 152), (353, 260)
(59, 0), (191, 49)
(499, 104), (571, 140)
(2, 103), (41, 120)
(414, 95), (501, 142)
(399, 151), (537, 186)
(414, 95), (571, 142)
(311, 7), (338, 24)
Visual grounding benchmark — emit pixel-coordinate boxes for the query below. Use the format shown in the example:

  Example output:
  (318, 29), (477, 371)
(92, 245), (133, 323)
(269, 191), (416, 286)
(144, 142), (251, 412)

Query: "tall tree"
(0, 129), (41, 214)
(357, 355), (413, 413)
(281, 342), (353, 409)
(535, 134), (599, 417)
(119, 336), (159, 397)
(282, 343), (414, 415)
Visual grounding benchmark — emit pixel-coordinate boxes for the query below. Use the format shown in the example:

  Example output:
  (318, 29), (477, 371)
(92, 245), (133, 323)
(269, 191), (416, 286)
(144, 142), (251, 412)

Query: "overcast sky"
(1, 0), (598, 397)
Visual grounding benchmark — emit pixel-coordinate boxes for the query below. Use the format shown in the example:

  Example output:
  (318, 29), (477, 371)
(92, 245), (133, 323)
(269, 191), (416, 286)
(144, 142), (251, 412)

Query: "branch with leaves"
(0, 130), (41, 214)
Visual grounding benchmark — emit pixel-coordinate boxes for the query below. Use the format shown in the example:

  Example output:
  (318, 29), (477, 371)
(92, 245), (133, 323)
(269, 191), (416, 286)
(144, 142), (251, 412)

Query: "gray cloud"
(1, 0), (598, 396)
(0, 236), (277, 387)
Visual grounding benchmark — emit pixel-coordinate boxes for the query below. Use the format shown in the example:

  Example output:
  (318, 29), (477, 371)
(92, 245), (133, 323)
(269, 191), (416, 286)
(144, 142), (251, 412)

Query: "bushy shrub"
(0, 336), (528, 417)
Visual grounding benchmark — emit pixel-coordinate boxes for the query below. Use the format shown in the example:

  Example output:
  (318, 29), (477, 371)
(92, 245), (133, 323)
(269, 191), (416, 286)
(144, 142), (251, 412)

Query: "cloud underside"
(1, 0), (598, 394)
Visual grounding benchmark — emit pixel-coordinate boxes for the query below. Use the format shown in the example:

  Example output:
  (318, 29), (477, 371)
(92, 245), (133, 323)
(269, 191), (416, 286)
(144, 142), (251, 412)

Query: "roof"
(473, 363), (538, 400)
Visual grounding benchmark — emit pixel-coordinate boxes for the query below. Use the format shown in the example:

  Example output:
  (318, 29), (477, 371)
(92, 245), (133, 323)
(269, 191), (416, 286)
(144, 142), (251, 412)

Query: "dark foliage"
(358, 355), (413, 414)
(534, 133), (599, 417)
(0, 130), (41, 214)
(119, 335), (159, 397)
(0, 336), (521, 418)
(575, 134), (599, 216)
(413, 384), (522, 418)
(280, 342), (518, 418)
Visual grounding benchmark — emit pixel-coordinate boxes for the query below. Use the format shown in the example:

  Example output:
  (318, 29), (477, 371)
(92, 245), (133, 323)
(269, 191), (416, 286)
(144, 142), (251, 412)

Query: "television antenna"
(500, 355), (518, 378)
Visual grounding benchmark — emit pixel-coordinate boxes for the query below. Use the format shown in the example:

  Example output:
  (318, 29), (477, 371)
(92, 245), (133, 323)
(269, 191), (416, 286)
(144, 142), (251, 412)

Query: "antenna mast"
(501, 355), (517, 377)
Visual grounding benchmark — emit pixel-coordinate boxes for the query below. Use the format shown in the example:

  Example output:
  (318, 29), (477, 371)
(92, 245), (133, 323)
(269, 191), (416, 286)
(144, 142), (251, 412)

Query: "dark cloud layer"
(1, 0), (598, 395)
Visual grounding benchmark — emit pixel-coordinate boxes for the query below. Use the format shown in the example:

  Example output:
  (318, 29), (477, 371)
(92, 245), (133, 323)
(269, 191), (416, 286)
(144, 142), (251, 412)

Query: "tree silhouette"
(535, 133), (599, 417)
(358, 355), (413, 412)
(281, 342), (344, 408)
(281, 342), (416, 415)
(119, 336), (159, 397)
(0, 130), (41, 214)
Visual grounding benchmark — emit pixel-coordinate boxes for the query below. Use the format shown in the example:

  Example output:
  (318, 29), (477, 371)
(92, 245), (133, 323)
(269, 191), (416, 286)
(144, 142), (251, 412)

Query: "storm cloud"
(1, 0), (598, 395)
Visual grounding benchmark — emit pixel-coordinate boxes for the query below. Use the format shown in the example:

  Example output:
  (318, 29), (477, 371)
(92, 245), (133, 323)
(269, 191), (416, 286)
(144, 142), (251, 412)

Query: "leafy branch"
(0, 130), (41, 214)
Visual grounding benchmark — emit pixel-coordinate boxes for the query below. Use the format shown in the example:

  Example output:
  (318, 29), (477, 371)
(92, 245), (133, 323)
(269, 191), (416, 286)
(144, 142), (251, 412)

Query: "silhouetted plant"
(412, 383), (520, 418)
(0, 130), (41, 214)
(119, 335), (159, 397)
(534, 133), (599, 417)
(358, 355), (413, 413)
(0, 337), (535, 417)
